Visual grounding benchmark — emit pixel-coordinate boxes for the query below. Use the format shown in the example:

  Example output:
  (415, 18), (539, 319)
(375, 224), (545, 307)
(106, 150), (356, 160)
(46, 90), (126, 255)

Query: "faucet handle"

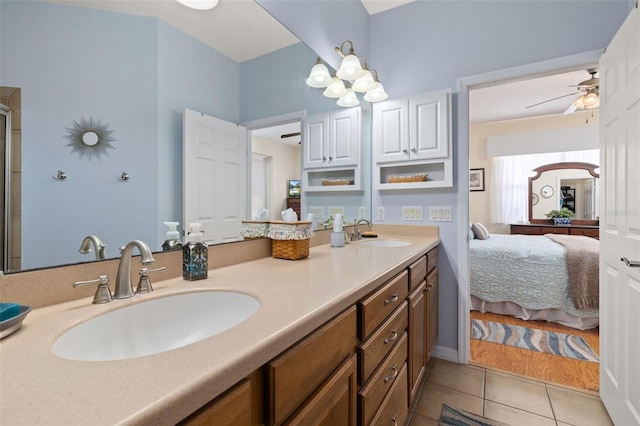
(73, 275), (113, 304)
(136, 267), (166, 294)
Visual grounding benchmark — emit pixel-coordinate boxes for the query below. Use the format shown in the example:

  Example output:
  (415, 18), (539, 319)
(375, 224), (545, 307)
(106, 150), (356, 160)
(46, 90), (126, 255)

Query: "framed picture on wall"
(288, 179), (301, 197)
(470, 168), (485, 191)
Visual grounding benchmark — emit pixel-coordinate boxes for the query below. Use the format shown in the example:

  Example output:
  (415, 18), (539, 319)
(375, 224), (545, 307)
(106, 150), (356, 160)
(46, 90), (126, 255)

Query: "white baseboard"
(431, 345), (459, 363)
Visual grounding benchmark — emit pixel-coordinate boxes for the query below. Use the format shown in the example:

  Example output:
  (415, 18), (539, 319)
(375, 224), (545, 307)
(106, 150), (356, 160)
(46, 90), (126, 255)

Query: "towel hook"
(117, 172), (130, 182)
(52, 170), (67, 181)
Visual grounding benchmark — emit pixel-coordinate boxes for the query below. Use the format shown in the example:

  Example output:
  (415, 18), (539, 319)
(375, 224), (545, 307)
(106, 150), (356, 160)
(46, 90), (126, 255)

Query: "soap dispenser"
(183, 223), (208, 281)
(162, 221), (183, 251)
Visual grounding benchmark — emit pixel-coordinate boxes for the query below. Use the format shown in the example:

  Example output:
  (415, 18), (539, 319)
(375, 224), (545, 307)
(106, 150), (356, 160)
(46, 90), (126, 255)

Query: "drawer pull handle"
(384, 293), (399, 305)
(392, 414), (398, 425)
(384, 328), (398, 344)
(384, 365), (398, 383)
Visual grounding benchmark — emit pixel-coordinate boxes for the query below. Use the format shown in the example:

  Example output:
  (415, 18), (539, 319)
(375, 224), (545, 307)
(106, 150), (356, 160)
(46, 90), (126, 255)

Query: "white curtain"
(490, 150), (599, 224)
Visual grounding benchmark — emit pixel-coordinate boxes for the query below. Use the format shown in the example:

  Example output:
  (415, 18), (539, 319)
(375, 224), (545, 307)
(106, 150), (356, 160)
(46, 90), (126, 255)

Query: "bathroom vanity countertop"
(0, 232), (439, 425)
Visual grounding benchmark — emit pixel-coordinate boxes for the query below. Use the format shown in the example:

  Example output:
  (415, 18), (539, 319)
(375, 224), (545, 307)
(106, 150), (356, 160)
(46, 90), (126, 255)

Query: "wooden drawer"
(542, 227), (569, 234)
(267, 306), (357, 425)
(359, 332), (407, 426)
(369, 363), (409, 426)
(427, 247), (438, 273)
(408, 255), (427, 292)
(359, 270), (409, 339)
(511, 225), (543, 235)
(284, 354), (357, 426)
(359, 302), (408, 385)
(569, 228), (599, 239)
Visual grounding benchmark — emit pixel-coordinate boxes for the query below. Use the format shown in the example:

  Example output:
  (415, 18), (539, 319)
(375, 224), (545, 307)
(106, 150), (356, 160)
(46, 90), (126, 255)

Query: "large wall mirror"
(1, 1), (369, 273)
(529, 162), (599, 225)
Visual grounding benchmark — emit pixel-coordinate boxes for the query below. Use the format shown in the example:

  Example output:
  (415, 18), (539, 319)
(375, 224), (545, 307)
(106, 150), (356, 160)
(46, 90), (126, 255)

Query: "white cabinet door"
(409, 91), (449, 160)
(373, 98), (409, 164)
(328, 107), (360, 168)
(302, 113), (328, 169)
(183, 109), (246, 245)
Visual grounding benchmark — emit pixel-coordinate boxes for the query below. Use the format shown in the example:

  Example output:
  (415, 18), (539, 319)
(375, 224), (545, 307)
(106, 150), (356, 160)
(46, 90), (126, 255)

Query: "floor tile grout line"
(545, 383), (559, 422)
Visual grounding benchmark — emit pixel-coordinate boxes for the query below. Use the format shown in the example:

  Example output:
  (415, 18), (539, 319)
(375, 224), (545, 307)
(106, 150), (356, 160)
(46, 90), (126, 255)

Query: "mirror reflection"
(1, 1), (368, 273)
(529, 162), (599, 224)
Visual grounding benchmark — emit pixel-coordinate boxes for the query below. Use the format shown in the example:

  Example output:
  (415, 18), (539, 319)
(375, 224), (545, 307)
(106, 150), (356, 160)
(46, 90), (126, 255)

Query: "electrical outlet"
(308, 206), (324, 219)
(377, 206), (386, 221)
(328, 206), (344, 216)
(359, 206), (367, 220)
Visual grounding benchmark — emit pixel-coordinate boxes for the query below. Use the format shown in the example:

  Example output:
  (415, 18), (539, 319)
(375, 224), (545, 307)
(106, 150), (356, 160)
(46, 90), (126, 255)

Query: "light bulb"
(363, 82), (388, 102)
(336, 54), (364, 80)
(323, 77), (348, 98)
(583, 90), (599, 108)
(352, 69), (376, 93)
(337, 89), (360, 107)
(305, 62), (332, 88)
(176, 0), (219, 10)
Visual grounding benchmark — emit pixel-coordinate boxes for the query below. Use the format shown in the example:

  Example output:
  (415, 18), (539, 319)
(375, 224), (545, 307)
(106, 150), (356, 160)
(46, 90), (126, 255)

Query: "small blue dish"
(0, 305), (31, 339)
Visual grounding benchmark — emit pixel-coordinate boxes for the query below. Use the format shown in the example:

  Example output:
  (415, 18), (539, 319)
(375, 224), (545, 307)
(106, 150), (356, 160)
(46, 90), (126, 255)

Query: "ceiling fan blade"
(281, 132), (301, 139)
(563, 103), (578, 115)
(525, 92), (580, 109)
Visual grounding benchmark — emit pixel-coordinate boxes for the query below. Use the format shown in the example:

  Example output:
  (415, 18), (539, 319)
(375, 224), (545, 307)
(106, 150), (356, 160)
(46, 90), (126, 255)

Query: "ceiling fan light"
(336, 54), (365, 81)
(337, 88), (360, 107)
(573, 95), (586, 109)
(176, 0), (219, 10)
(363, 82), (388, 103)
(323, 77), (348, 98)
(352, 69), (376, 93)
(305, 61), (332, 88)
(583, 90), (599, 108)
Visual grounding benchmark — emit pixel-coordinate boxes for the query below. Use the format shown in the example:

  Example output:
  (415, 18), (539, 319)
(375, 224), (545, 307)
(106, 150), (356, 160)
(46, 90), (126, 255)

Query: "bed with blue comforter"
(470, 233), (599, 329)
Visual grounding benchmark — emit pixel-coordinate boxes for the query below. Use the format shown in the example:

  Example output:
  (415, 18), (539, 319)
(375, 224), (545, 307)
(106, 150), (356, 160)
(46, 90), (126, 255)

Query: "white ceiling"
(45, 0), (597, 137)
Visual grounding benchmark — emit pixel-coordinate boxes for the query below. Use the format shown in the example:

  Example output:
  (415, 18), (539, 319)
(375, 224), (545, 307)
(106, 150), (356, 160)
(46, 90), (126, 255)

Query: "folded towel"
(0, 303), (21, 322)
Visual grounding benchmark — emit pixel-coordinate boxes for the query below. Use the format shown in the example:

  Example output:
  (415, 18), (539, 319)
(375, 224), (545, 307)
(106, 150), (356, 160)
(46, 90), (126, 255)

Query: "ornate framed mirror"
(528, 162), (599, 225)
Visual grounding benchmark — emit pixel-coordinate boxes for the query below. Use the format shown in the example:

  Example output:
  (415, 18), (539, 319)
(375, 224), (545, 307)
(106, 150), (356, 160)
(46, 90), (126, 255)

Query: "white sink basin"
(52, 291), (260, 361)
(359, 239), (412, 247)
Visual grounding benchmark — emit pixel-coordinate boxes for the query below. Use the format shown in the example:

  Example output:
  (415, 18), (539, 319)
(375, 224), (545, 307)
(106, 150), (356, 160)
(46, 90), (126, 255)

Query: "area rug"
(439, 404), (509, 426)
(472, 319), (599, 363)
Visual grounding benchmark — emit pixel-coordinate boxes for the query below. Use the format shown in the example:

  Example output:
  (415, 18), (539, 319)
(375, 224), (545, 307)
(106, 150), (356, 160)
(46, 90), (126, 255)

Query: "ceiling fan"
(526, 68), (600, 115)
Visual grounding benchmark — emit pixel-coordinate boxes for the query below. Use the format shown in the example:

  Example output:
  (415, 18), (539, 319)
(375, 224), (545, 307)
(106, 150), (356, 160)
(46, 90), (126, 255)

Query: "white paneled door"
(183, 109), (246, 245)
(599, 5), (640, 425)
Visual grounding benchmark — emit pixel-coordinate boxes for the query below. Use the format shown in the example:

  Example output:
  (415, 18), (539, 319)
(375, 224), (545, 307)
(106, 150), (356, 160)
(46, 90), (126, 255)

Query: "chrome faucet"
(114, 240), (155, 299)
(351, 219), (372, 241)
(78, 235), (106, 260)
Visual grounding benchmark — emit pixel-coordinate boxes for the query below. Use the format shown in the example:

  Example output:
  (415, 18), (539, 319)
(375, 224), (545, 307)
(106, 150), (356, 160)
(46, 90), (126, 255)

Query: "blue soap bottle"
(183, 223), (208, 281)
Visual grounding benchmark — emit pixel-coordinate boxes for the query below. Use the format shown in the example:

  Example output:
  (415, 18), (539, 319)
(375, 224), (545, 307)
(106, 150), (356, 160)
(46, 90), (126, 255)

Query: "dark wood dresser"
(510, 223), (599, 239)
(286, 197), (301, 219)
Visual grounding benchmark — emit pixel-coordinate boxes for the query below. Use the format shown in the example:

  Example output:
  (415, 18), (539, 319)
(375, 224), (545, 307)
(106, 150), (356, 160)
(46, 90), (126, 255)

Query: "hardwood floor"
(469, 311), (600, 392)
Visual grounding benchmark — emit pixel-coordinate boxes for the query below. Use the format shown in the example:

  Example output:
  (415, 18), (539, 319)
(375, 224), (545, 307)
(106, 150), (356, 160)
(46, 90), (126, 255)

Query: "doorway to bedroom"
(467, 68), (601, 392)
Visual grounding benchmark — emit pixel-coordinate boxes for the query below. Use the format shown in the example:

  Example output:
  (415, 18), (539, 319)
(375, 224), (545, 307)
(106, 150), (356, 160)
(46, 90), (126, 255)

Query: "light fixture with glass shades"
(175, 0), (219, 10)
(305, 40), (388, 107)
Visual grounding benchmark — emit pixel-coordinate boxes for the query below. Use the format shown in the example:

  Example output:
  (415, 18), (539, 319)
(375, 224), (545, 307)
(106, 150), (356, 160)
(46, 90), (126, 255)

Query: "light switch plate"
(359, 206), (367, 220)
(328, 206), (344, 217)
(308, 206), (324, 219)
(429, 206), (453, 222)
(377, 206), (386, 221)
(402, 206), (423, 221)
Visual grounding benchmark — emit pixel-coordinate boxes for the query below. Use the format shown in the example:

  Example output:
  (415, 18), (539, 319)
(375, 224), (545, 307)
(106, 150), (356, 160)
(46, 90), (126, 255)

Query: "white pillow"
(472, 223), (490, 240)
(469, 222), (476, 240)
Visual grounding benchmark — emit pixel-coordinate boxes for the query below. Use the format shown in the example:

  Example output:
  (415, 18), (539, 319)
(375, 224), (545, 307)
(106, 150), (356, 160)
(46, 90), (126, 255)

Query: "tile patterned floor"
(408, 358), (613, 426)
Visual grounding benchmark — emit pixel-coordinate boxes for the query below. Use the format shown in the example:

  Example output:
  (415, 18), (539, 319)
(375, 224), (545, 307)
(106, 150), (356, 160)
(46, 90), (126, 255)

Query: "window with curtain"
(490, 150), (599, 224)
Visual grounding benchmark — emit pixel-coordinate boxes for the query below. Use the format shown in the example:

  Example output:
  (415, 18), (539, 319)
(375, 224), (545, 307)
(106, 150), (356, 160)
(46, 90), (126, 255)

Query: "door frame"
(456, 49), (603, 364)
(241, 111), (305, 220)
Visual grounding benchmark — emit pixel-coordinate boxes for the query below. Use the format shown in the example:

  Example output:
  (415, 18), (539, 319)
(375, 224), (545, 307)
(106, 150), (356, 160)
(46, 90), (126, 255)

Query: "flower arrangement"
(545, 207), (575, 224)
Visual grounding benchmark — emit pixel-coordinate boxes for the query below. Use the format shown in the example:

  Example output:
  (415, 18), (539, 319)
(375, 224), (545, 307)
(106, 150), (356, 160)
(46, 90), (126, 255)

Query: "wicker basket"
(268, 221), (314, 260)
(241, 220), (270, 239)
(321, 179), (355, 186)
(388, 173), (428, 183)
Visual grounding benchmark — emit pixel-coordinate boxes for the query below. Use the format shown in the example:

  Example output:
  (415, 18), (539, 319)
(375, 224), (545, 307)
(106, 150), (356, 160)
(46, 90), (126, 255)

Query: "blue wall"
(0, 1), (239, 268)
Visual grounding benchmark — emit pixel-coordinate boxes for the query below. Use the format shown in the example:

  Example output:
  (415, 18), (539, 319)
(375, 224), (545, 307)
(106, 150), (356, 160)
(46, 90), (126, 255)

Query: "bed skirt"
(471, 295), (599, 330)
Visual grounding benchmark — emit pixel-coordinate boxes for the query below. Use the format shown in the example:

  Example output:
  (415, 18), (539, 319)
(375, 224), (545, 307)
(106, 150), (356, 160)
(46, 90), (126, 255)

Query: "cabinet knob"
(329, 156), (333, 160)
(384, 292), (399, 305)
(411, 147), (417, 152)
(402, 148), (408, 153)
(322, 156), (326, 161)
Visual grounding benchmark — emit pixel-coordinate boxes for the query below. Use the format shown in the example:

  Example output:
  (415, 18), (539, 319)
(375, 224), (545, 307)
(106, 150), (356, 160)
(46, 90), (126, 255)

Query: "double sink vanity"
(0, 225), (439, 425)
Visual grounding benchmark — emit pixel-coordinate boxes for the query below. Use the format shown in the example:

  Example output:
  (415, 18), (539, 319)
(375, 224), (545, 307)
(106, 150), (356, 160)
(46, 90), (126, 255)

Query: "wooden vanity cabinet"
(266, 306), (357, 425)
(408, 281), (427, 403)
(179, 369), (263, 426)
(357, 270), (409, 426)
(426, 267), (439, 363)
